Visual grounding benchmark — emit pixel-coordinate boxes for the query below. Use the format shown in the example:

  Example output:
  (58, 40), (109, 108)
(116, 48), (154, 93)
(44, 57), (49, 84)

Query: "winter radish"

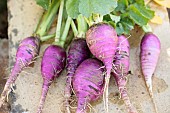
(112, 35), (137, 113)
(86, 23), (118, 111)
(64, 15), (90, 113)
(65, 0), (156, 112)
(65, 38), (90, 112)
(37, 45), (66, 113)
(140, 33), (161, 112)
(0, 37), (40, 107)
(73, 58), (104, 113)
(0, 0), (61, 107)
(37, 1), (72, 111)
(140, 33), (161, 97)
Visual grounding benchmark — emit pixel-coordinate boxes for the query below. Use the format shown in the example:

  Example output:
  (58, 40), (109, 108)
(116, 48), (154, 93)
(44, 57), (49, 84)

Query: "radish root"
(145, 77), (158, 113)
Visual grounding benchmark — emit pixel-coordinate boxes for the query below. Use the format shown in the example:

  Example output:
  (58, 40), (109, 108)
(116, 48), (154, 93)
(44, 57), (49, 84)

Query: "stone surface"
(0, 39), (9, 113)
(8, 1), (170, 113)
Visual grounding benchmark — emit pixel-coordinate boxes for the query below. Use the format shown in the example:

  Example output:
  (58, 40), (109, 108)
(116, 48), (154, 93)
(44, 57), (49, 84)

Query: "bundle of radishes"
(0, 0), (61, 108)
(0, 0), (162, 113)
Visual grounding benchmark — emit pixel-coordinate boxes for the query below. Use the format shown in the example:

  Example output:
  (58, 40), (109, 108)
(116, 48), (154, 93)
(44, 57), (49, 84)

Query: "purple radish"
(112, 35), (137, 113)
(86, 23), (118, 111)
(65, 38), (91, 112)
(140, 33), (161, 98)
(37, 45), (66, 113)
(0, 37), (40, 107)
(73, 58), (104, 113)
(140, 33), (161, 113)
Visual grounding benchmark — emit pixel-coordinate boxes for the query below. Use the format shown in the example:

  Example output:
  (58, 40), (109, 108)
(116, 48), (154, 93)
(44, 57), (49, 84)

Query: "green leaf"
(109, 14), (121, 24)
(66, 0), (80, 19)
(136, 0), (145, 5)
(36, 0), (51, 10)
(115, 17), (134, 35)
(108, 0), (154, 35)
(115, 0), (128, 13)
(103, 14), (112, 21)
(108, 21), (116, 28)
(127, 3), (154, 26)
(134, 3), (154, 19)
(128, 0), (144, 5)
(121, 17), (134, 30)
(128, 0), (135, 4)
(115, 23), (125, 35)
(142, 24), (152, 33)
(79, 0), (117, 17)
(127, 5), (149, 26)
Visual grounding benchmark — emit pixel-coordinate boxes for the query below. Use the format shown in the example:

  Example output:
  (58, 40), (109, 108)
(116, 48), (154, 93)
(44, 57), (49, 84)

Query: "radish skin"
(0, 37), (40, 107)
(37, 45), (66, 113)
(140, 33), (160, 113)
(65, 38), (90, 112)
(112, 35), (137, 113)
(86, 23), (118, 112)
(73, 58), (104, 113)
(140, 33), (161, 97)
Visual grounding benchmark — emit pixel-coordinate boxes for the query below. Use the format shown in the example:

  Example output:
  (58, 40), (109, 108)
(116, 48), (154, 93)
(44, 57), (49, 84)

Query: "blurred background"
(0, 0), (9, 112)
(0, 0), (170, 113)
(0, 0), (7, 39)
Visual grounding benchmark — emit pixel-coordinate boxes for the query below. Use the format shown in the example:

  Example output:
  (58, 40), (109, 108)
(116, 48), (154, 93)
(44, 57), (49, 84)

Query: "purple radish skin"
(140, 33), (161, 98)
(73, 58), (104, 113)
(37, 45), (66, 113)
(0, 37), (40, 107)
(86, 23), (118, 112)
(140, 33), (161, 113)
(65, 38), (90, 112)
(112, 35), (137, 113)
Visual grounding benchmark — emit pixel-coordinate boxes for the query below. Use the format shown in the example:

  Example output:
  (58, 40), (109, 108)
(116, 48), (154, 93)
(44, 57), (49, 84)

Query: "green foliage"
(36, 0), (51, 10)
(36, 0), (155, 35)
(66, 0), (117, 18)
(66, 0), (80, 19)
(104, 0), (154, 35)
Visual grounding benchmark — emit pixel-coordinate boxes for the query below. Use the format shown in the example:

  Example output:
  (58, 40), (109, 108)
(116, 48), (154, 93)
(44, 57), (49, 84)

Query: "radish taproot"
(86, 23), (118, 111)
(64, 15), (90, 113)
(140, 33), (161, 97)
(73, 58), (104, 113)
(37, 45), (66, 113)
(112, 35), (137, 113)
(37, 2), (72, 110)
(65, 38), (90, 112)
(0, 37), (40, 107)
(140, 33), (161, 112)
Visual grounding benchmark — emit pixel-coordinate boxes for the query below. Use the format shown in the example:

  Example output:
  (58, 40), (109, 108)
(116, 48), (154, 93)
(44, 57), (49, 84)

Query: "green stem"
(84, 16), (94, 27)
(61, 19), (66, 34)
(33, 12), (45, 35)
(36, 0), (61, 37)
(59, 17), (72, 47)
(99, 15), (103, 22)
(84, 14), (103, 27)
(40, 34), (55, 42)
(77, 14), (87, 38)
(71, 20), (78, 37)
(55, 0), (64, 42)
(93, 14), (103, 23)
(64, 31), (74, 48)
(142, 24), (152, 33)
